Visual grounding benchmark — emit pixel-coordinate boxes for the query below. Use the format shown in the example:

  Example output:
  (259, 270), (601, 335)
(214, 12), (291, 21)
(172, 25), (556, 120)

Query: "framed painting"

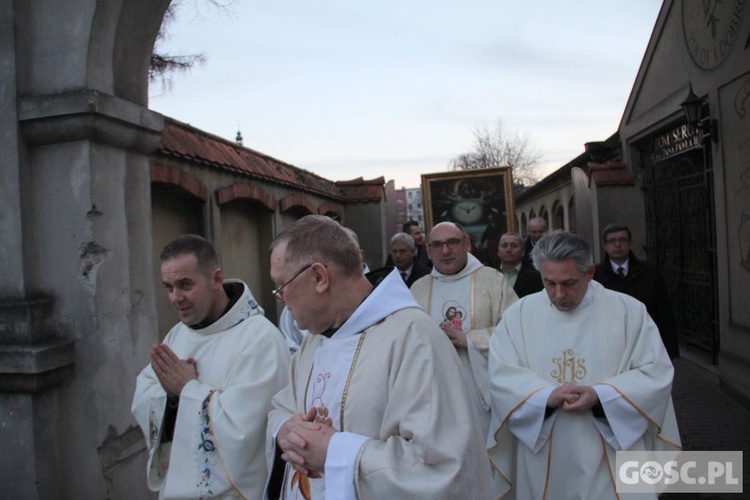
(421, 166), (515, 266)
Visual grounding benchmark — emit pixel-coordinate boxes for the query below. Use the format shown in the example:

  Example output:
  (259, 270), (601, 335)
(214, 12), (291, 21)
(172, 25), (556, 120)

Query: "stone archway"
(2, 1), (171, 497)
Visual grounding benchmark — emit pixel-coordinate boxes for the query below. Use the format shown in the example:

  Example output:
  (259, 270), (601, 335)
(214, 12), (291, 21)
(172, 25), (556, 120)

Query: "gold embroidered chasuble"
(488, 281), (681, 499)
(411, 256), (518, 436)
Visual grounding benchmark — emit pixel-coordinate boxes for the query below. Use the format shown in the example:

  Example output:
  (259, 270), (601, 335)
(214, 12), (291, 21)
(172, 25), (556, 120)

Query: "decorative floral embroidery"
(196, 390), (217, 498)
(232, 297), (259, 326)
(149, 409), (159, 449)
(291, 468), (322, 500)
(310, 372), (333, 426)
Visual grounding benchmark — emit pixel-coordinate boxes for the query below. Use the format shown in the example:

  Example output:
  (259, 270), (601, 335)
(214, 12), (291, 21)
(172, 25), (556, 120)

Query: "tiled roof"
(588, 161), (634, 186)
(157, 117), (384, 202)
(335, 177), (386, 203)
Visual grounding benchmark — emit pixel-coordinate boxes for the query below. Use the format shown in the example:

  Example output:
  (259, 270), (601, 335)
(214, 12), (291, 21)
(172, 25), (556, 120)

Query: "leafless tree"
(449, 120), (542, 190)
(150, 0), (236, 94)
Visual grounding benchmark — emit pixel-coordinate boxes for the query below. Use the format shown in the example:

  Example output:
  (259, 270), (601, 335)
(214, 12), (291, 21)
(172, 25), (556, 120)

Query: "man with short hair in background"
(132, 234), (290, 498)
(402, 219), (432, 269)
(497, 231), (543, 298)
(521, 216), (548, 269)
(389, 232), (430, 288)
(594, 223), (680, 359)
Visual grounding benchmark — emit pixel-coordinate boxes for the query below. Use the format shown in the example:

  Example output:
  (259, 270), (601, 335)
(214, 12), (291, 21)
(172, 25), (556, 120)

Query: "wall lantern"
(680, 84), (718, 143)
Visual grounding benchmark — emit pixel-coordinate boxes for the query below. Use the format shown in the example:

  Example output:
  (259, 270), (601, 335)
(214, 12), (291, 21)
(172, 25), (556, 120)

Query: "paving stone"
(668, 358), (749, 499)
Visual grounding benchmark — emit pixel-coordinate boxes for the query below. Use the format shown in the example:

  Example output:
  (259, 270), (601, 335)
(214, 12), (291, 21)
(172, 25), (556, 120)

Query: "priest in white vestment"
(487, 230), (681, 499)
(411, 221), (517, 436)
(132, 235), (290, 499)
(265, 215), (493, 500)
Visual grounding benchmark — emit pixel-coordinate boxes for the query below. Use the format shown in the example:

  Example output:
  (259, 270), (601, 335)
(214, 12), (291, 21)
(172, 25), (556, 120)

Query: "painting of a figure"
(422, 167), (515, 266)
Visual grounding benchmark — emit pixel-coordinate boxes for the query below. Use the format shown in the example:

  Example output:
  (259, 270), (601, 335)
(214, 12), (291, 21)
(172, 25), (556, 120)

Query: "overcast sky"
(149, 0), (663, 189)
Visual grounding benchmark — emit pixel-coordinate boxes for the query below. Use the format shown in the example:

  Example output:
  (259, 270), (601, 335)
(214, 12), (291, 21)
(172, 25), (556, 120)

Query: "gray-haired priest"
(488, 230), (681, 499)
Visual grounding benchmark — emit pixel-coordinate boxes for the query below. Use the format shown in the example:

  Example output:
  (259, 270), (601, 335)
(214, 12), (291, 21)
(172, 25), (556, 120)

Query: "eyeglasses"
(272, 263), (313, 299)
(427, 237), (463, 251)
(605, 237), (631, 245)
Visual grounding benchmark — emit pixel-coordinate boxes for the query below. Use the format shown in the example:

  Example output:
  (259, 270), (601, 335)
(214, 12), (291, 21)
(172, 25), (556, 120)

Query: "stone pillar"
(1, 0), (168, 497)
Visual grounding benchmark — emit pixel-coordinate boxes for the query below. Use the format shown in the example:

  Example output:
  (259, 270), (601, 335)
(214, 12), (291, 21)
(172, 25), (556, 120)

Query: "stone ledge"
(0, 296), (53, 344)
(0, 339), (74, 373)
(0, 365), (74, 393)
(17, 89), (164, 153)
(0, 339), (75, 392)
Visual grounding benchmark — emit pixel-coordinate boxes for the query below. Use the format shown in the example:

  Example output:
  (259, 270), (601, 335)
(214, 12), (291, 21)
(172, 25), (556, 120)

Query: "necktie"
(617, 266), (625, 278)
(400, 271), (407, 282)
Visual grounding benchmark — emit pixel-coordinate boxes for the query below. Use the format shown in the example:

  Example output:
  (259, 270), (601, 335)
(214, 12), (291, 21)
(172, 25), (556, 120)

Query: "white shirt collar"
(609, 258), (629, 274)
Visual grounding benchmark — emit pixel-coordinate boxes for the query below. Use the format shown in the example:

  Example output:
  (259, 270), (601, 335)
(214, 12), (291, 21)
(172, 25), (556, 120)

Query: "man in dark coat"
(385, 220), (432, 270)
(594, 223), (680, 359)
(389, 232), (431, 288)
(498, 232), (543, 298)
(521, 217), (548, 269)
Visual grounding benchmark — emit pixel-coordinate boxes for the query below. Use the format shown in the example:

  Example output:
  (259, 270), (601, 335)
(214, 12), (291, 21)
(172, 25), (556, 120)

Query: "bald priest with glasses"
(411, 221), (518, 438)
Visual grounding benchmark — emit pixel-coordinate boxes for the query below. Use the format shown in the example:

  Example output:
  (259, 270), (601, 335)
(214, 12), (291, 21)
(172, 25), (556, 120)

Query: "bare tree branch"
(149, 0), (237, 94)
(449, 120), (542, 192)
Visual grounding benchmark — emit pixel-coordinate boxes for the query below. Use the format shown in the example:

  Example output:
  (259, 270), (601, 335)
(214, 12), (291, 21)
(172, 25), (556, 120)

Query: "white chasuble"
(132, 280), (290, 499)
(488, 281), (681, 500)
(282, 334), (363, 499)
(267, 268), (494, 500)
(411, 254), (516, 437)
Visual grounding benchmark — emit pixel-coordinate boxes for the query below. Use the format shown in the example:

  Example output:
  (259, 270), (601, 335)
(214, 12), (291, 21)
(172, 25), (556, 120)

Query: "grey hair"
(500, 231), (524, 246)
(531, 230), (592, 274)
(270, 215), (362, 277)
(390, 232), (415, 250)
(342, 226), (360, 246)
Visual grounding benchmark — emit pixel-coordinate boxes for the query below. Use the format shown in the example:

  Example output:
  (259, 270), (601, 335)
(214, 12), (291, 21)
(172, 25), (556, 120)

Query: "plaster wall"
(619, 0), (750, 399)
(591, 184), (647, 263)
(345, 202), (387, 272)
(150, 183), (205, 338)
(220, 201), (275, 314)
(516, 184), (574, 237)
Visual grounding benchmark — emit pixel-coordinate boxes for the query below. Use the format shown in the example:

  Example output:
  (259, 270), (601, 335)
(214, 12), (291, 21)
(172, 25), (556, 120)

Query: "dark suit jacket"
(513, 266), (544, 298)
(403, 263), (431, 288)
(521, 237), (535, 269)
(594, 252), (680, 359)
(414, 244), (432, 269)
(384, 245), (432, 269)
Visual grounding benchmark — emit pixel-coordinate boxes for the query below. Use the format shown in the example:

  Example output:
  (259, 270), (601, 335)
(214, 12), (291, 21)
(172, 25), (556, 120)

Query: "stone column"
(1, 1), (168, 497)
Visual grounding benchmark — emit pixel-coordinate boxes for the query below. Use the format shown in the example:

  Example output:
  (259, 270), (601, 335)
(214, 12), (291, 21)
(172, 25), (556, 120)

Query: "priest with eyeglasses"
(411, 221), (518, 439)
(265, 215), (493, 499)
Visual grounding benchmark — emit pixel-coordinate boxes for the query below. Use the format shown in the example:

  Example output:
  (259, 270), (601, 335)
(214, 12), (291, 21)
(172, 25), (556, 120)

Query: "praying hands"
(277, 408), (335, 475)
(150, 343), (197, 398)
(548, 382), (600, 412)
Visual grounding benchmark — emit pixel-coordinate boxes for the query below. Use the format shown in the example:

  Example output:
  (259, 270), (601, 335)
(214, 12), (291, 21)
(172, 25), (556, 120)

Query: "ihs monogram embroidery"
(551, 348), (587, 383)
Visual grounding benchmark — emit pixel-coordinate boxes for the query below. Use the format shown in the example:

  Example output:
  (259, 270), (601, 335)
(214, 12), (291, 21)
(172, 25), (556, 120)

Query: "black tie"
(400, 271), (407, 282)
(617, 266), (625, 278)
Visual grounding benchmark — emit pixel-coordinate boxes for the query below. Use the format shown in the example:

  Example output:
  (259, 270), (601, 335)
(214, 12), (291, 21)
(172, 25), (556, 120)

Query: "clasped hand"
(150, 343), (197, 398)
(547, 382), (599, 412)
(440, 323), (468, 349)
(277, 408), (335, 475)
